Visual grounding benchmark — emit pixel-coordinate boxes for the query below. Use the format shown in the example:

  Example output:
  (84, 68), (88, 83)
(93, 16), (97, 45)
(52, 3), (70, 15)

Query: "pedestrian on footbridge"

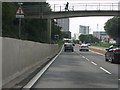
(65, 2), (69, 11)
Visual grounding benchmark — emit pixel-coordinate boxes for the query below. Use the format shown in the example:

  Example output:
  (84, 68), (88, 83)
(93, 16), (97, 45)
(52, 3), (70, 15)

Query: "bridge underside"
(25, 10), (120, 19)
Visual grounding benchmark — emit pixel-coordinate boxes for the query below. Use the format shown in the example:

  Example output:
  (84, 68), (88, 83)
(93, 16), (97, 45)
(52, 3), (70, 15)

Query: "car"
(79, 44), (89, 51)
(87, 43), (91, 46)
(105, 45), (120, 63)
(64, 43), (74, 52)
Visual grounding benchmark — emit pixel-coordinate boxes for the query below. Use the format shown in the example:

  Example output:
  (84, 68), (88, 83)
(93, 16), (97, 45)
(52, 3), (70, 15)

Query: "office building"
(56, 18), (69, 32)
(56, 18), (71, 38)
(79, 25), (89, 35)
(93, 31), (110, 42)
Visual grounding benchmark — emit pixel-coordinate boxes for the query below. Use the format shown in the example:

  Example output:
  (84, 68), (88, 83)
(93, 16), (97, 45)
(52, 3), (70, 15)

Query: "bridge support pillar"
(47, 18), (51, 44)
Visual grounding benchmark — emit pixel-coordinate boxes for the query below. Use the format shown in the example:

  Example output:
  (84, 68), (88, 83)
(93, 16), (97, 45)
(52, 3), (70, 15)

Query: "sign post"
(16, 3), (24, 39)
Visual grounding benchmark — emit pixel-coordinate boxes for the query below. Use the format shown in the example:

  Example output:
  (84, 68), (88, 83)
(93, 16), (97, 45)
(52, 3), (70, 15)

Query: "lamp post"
(16, 3), (24, 39)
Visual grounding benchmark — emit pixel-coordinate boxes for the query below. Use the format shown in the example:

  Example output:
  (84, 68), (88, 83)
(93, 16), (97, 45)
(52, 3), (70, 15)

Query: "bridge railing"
(22, 3), (119, 17)
(50, 3), (119, 12)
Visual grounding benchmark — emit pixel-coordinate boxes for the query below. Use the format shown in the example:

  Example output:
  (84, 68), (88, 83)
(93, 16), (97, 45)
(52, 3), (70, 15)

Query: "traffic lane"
(32, 50), (118, 88)
(75, 46), (118, 76)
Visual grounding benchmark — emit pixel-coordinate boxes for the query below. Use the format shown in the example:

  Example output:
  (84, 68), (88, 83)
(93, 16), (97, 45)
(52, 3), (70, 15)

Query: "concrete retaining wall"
(2, 37), (59, 85)
(0, 37), (2, 89)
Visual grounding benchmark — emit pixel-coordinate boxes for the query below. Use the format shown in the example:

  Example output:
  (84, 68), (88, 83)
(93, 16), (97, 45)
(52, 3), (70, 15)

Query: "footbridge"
(23, 3), (120, 19)
(22, 2), (120, 44)
(2, 2), (120, 88)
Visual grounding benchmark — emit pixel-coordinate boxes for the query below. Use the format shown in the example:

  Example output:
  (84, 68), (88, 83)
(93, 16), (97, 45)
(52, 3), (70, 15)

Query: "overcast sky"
(47, 0), (119, 37)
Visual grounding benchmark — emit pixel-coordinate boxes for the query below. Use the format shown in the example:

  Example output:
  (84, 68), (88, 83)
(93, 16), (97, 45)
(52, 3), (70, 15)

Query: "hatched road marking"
(90, 50), (105, 56)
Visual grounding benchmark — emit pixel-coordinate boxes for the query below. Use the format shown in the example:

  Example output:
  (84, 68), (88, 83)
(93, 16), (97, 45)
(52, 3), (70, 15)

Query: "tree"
(51, 20), (62, 43)
(2, 2), (18, 38)
(104, 16), (120, 45)
(79, 34), (99, 43)
(2, 2), (63, 44)
(104, 17), (120, 39)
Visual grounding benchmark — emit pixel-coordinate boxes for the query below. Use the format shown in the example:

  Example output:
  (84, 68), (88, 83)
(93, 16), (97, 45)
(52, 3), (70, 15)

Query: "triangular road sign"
(16, 7), (24, 15)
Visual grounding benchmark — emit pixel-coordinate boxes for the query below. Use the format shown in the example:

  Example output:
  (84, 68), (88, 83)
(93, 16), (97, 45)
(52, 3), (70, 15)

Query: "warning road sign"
(16, 7), (24, 15)
(16, 7), (24, 18)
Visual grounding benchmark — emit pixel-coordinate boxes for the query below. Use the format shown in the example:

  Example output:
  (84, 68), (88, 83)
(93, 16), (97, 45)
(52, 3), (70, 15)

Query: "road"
(32, 44), (119, 88)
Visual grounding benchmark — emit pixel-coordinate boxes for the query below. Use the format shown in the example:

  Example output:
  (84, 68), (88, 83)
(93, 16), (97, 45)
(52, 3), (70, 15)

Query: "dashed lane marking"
(82, 56), (86, 58)
(91, 61), (97, 66)
(100, 67), (112, 74)
(75, 50), (112, 75)
(85, 58), (90, 61)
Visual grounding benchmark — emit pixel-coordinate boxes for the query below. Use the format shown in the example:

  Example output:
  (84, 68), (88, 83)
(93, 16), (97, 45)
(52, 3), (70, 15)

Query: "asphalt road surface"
(32, 45), (119, 88)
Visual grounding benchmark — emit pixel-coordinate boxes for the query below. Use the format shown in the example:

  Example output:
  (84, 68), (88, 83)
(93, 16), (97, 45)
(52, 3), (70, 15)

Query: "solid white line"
(100, 67), (112, 74)
(91, 61), (97, 66)
(90, 50), (105, 56)
(23, 47), (63, 89)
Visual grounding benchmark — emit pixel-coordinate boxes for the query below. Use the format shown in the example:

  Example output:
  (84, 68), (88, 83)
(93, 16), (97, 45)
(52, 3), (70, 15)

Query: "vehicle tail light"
(112, 49), (120, 52)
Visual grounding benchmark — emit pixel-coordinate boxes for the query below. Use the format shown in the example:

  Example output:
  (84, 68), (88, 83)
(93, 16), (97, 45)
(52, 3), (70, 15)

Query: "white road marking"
(23, 47), (63, 89)
(85, 58), (90, 61)
(90, 50), (105, 56)
(82, 56), (85, 58)
(75, 48), (112, 75)
(118, 79), (120, 80)
(100, 67), (112, 74)
(91, 61), (97, 66)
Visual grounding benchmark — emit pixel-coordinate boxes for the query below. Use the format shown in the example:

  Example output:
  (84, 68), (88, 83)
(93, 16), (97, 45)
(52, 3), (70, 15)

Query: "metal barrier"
(22, 3), (119, 18)
(50, 3), (119, 12)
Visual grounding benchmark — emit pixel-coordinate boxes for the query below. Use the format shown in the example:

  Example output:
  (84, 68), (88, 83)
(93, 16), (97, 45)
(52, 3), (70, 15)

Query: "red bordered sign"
(16, 7), (24, 18)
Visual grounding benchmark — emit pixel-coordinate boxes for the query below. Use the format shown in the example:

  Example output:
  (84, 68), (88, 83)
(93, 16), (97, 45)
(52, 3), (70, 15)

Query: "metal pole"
(54, 4), (55, 11)
(19, 18), (21, 39)
(18, 3), (23, 39)
(85, 3), (87, 10)
(72, 6), (74, 11)
(112, 3), (113, 11)
(47, 19), (51, 44)
(60, 5), (61, 11)
(99, 3), (100, 10)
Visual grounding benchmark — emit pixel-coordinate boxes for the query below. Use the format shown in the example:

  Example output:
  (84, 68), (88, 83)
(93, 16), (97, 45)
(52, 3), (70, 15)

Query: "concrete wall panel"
(2, 37), (59, 85)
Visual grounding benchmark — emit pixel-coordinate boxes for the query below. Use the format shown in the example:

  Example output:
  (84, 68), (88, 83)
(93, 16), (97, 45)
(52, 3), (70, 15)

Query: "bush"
(95, 43), (111, 47)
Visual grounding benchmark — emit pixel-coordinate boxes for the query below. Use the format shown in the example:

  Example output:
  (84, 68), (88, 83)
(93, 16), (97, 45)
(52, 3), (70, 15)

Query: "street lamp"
(16, 2), (24, 39)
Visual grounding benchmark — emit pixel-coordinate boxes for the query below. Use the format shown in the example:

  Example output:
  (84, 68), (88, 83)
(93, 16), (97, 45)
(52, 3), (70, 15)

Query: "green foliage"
(22, 19), (48, 43)
(73, 40), (79, 44)
(95, 43), (111, 48)
(2, 2), (63, 43)
(79, 34), (99, 43)
(51, 20), (62, 41)
(104, 17), (120, 39)
(61, 32), (70, 39)
(57, 40), (63, 48)
(2, 2), (19, 38)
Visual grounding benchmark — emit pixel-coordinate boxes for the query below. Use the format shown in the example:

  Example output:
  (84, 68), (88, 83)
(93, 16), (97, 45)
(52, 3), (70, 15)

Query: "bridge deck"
(22, 2), (120, 19)
(25, 10), (120, 19)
